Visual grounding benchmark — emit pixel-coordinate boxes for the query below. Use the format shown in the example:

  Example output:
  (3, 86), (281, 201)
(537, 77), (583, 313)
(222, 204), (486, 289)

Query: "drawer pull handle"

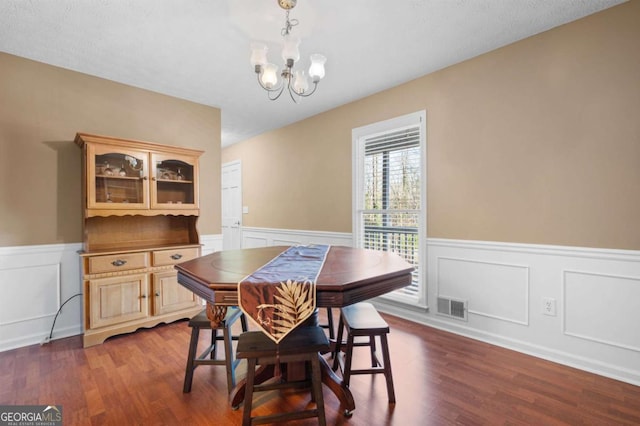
(111, 259), (127, 267)
(170, 254), (183, 260)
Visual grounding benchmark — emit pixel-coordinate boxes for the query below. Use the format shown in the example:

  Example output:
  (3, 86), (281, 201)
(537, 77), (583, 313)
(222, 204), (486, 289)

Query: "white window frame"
(352, 110), (427, 307)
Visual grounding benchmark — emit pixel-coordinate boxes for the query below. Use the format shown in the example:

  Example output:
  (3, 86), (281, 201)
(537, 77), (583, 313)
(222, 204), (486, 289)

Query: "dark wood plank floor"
(1, 311), (639, 425)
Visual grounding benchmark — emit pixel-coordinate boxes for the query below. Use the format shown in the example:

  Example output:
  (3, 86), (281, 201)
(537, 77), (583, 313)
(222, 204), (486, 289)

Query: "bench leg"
(183, 326), (200, 393)
(380, 333), (395, 403)
(369, 335), (377, 367)
(242, 357), (257, 426)
(342, 333), (355, 387)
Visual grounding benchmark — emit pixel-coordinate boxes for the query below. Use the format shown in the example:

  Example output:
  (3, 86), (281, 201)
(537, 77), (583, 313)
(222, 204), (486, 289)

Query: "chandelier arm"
(295, 81), (320, 98)
(286, 78), (299, 104)
(268, 85), (286, 101)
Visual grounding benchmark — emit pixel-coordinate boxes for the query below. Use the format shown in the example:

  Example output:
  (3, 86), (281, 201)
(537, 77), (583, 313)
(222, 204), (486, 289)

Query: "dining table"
(175, 245), (414, 414)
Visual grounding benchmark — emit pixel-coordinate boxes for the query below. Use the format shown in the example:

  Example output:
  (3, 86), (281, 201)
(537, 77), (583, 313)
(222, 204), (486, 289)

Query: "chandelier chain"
(281, 10), (299, 36)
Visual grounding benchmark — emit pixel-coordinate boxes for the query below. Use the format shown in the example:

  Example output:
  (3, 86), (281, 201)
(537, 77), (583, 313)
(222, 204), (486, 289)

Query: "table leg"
(319, 354), (356, 415)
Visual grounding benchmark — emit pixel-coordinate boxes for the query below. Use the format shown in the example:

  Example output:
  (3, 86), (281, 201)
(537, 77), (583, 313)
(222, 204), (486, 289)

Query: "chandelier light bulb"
(293, 70), (309, 94)
(260, 63), (279, 89)
(308, 54), (326, 82)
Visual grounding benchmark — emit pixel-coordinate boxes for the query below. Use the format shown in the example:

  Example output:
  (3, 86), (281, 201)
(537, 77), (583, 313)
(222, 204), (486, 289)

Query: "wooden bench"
(237, 326), (329, 426)
(332, 302), (396, 403)
(183, 307), (247, 394)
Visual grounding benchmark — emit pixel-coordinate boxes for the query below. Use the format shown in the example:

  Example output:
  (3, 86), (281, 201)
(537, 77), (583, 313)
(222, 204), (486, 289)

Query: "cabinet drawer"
(88, 252), (149, 274)
(152, 247), (199, 266)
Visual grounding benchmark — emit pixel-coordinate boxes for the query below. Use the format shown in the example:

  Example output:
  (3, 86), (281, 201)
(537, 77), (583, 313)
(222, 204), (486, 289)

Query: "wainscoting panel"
(0, 243), (82, 352)
(437, 257), (529, 325)
(200, 234), (223, 255)
(241, 227), (353, 248)
(378, 238), (640, 386)
(1, 263), (60, 325)
(243, 236), (270, 248)
(564, 270), (640, 352)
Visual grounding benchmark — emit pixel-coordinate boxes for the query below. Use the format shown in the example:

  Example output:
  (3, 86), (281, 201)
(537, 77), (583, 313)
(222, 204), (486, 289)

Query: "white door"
(221, 161), (242, 250)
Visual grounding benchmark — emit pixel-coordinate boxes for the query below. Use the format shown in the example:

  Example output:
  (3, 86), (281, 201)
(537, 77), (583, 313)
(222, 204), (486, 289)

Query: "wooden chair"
(332, 302), (396, 403)
(183, 307), (248, 394)
(236, 326), (329, 426)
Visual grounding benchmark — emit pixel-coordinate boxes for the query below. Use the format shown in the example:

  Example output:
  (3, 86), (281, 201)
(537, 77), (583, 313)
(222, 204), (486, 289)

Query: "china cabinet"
(75, 133), (204, 347)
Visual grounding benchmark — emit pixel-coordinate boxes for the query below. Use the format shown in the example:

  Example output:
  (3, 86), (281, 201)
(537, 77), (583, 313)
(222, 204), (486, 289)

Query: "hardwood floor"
(1, 312), (639, 425)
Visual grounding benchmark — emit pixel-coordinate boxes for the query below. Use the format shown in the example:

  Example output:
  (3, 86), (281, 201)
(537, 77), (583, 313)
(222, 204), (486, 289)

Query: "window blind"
(360, 125), (422, 297)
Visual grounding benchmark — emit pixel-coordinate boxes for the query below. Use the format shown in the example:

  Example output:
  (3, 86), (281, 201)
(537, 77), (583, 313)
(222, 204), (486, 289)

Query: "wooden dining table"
(175, 245), (414, 414)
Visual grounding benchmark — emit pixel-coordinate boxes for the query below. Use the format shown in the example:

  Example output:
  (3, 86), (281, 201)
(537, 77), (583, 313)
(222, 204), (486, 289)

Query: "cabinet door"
(87, 144), (149, 209)
(150, 152), (199, 210)
(89, 274), (149, 329)
(152, 270), (200, 316)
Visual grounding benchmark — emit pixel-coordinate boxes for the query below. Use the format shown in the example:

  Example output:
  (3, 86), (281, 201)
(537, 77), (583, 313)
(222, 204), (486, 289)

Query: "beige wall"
(0, 53), (221, 247)
(223, 1), (640, 250)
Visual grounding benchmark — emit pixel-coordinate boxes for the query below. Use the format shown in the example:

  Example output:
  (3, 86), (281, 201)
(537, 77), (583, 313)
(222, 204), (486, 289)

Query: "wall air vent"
(436, 296), (468, 321)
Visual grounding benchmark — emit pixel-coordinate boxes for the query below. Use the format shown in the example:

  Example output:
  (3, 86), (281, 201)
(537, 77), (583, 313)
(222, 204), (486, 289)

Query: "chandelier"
(250, 0), (326, 102)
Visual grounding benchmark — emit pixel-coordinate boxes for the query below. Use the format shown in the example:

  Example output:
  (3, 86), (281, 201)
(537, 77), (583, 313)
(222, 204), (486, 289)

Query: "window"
(353, 111), (426, 306)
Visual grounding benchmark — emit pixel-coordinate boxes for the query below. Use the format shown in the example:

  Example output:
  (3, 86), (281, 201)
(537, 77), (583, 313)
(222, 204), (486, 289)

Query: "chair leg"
(222, 324), (236, 393)
(183, 326), (200, 393)
(240, 313), (248, 332)
(380, 333), (396, 403)
(211, 328), (219, 359)
(311, 354), (327, 426)
(242, 357), (257, 426)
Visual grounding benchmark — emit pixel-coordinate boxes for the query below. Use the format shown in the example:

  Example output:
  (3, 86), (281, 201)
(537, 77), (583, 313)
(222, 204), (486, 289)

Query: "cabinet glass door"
(151, 153), (198, 209)
(88, 145), (149, 209)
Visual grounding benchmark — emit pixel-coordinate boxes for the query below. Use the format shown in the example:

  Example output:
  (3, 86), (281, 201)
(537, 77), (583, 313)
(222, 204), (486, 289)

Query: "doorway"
(221, 160), (242, 250)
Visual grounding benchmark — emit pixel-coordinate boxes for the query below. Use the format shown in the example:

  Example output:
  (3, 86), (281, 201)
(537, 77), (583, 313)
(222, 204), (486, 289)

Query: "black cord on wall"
(42, 293), (83, 344)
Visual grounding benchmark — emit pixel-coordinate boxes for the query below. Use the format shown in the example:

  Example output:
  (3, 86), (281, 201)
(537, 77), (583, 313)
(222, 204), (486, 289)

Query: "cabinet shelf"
(156, 179), (193, 184)
(96, 174), (143, 180)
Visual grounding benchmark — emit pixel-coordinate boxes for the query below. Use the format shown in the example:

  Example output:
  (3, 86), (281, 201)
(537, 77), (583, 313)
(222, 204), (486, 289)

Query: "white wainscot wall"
(0, 236), (223, 352)
(241, 227), (353, 248)
(3, 231), (639, 388)
(405, 239), (640, 387)
(242, 229), (640, 386)
(0, 243), (83, 351)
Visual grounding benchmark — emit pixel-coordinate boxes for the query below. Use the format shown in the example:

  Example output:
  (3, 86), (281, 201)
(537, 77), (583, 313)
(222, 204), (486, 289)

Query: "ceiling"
(0, 0), (626, 147)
